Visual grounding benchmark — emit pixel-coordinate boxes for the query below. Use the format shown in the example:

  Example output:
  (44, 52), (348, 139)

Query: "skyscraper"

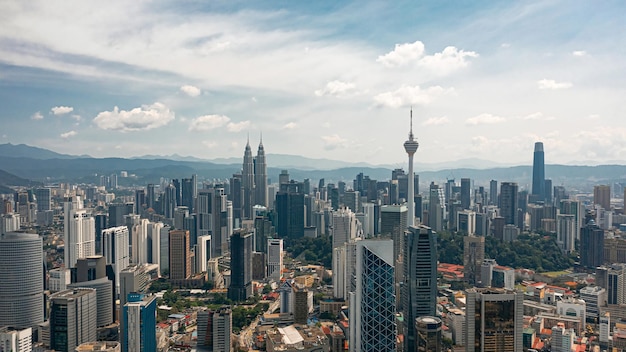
(465, 288), (523, 352)
(531, 142), (546, 202)
(50, 288), (98, 352)
(122, 293), (157, 352)
(500, 182), (519, 228)
(428, 183), (445, 232)
(68, 256), (114, 328)
(275, 182), (305, 238)
(460, 178), (471, 210)
(464, 235), (485, 286)
(101, 226), (130, 294)
(255, 138), (268, 208)
(489, 180), (498, 206)
(228, 229), (253, 302)
(267, 238), (283, 280)
(580, 220), (604, 269)
(169, 230), (191, 280)
(0, 233), (44, 329)
(349, 239), (396, 352)
(403, 225), (437, 352)
(403, 109), (419, 228)
(64, 196), (96, 269)
(242, 138), (255, 219)
(594, 185), (611, 211)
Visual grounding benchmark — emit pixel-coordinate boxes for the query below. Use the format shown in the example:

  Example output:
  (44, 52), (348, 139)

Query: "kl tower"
(403, 109), (419, 227)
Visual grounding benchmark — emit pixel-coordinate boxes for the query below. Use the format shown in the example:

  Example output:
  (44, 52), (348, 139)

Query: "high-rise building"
(35, 187), (51, 212)
(415, 316), (442, 352)
(461, 178), (471, 210)
(65, 196), (96, 269)
(489, 180), (498, 206)
(69, 256), (114, 328)
(0, 327), (32, 352)
(242, 139), (255, 219)
(500, 182), (519, 228)
(349, 239), (396, 352)
(228, 229), (253, 301)
(531, 142), (546, 202)
(557, 214), (576, 253)
(464, 235), (485, 286)
(275, 182), (305, 238)
(428, 183), (445, 232)
(580, 220), (604, 269)
(594, 185), (611, 211)
(464, 288), (523, 352)
(332, 207), (360, 249)
(560, 200), (582, 241)
(162, 184), (177, 219)
(229, 173), (243, 224)
(0, 233), (44, 329)
(403, 110), (419, 228)
(195, 235), (211, 274)
(267, 238), (283, 280)
(457, 210), (476, 235)
(50, 288), (98, 352)
(181, 177), (195, 212)
(169, 230), (191, 280)
(101, 226), (130, 294)
(134, 189), (145, 214)
(122, 293), (157, 352)
(255, 139), (268, 208)
(108, 203), (132, 228)
(212, 307), (232, 352)
(146, 184), (156, 210)
(402, 225), (437, 352)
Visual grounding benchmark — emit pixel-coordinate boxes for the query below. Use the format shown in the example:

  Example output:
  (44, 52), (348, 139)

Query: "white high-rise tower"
(403, 109), (419, 228)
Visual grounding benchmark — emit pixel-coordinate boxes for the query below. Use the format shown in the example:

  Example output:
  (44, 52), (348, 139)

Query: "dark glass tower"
(531, 142), (545, 201)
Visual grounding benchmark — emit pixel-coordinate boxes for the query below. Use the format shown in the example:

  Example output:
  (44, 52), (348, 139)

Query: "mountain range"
(0, 143), (624, 190)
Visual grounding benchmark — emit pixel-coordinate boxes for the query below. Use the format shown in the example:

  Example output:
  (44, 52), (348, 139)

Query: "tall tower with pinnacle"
(404, 109), (419, 227)
(242, 136), (255, 219)
(255, 134), (268, 208)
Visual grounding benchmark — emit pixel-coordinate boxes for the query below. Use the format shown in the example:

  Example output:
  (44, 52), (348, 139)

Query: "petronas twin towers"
(242, 137), (268, 219)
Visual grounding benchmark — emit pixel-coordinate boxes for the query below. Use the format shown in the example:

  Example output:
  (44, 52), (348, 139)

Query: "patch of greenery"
(284, 235), (332, 267)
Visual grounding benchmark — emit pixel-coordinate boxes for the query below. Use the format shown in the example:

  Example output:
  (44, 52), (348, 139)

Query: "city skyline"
(1, 1), (625, 165)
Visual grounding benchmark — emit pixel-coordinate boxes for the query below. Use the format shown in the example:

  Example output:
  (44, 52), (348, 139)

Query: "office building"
(162, 184), (177, 219)
(242, 139), (255, 219)
(267, 238), (283, 280)
(255, 138), (268, 208)
(69, 256), (114, 328)
(181, 177), (194, 212)
(465, 288), (523, 352)
(213, 307), (232, 352)
(489, 180), (498, 206)
(0, 327), (32, 352)
(228, 229), (253, 301)
(119, 264), (157, 310)
(415, 316), (442, 352)
(579, 285), (606, 322)
(276, 182), (305, 238)
(460, 178), (471, 210)
(349, 239), (396, 352)
(169, 230), (191, 280)
(65, 196), (96, 269)
(108, 203), (132, 228)
(556, 214), (576, 253)
(500, 182), (519, 228)
(531, 142), (546, 202)
(50, 267), (71, 293)
(50, 288), (98, 352)
(580, 220), (604, 269)
(594, 185), (611, 211)
(122, 293), (156, 352)
(35, 187), (52, 212)
(402, 225), (437, 351)
(428, 183), (445, 232)
(101, 226), (130, 294)
(457, 210), (476, 235)
(332, 207), (360, 249)
(195, 235), (211, 274)
(403, 109), (419, 227)
(0, 232), (44, 328)
(551, 323), (575, 352)
(464, 235), (485, 286)
(134, 189), (145, 214)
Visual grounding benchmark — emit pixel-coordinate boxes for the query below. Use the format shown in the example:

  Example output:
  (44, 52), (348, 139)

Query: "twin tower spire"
(242, 136), (267, 219)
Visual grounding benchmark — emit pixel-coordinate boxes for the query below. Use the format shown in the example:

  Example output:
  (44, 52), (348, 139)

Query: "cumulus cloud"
(422, 116), (449, 126)
(537, 79), (572, 90)
(466, 113), (506, 125)
(572, 50), (587, 57)
(282, 122), (297, 130)
(314, 80), (356, 98)
(521, 112), (555, 121)
(417, 46), (479, 75)
(31, 111), (43, 120)
(377, 40), (425, 67)
(180, 85), (201, 97)
(377, 41), (478, 74)
(321, 134), (348, 150)
(226, 120), (251, 132)
(93, 102), (175, 132)
(373, 85), (453, 108)
(60, 130), (77, 139)
(51, 106), (74, 115)
(189, 115), (230, 131)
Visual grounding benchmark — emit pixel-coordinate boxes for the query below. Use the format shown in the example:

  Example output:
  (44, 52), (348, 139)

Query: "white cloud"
(466, 113), (506, 125)
(189, 114), (230, 131)
(520, 112), (555, 121)
(93, 102), (175, 132)
(71, 114), (82, 121)
(226, 120), (251, 132)
(321, 134), (348, 150)
(51, 106), (74, 115)
(60, 130), (77, 139)
(377, 40), (425, 67)
(377, 41), (477, 74)
(31, 111), (43, 120)
(314, 80), (356, 98)
(374, 85), (453, 108)
(417, 46), (479, 75)
(282, 122), (297, 130)
(537, 79), (573, 90)
(572, 50), (587, 57)
(180, 85), (201, 97)
(422, 116), (449, 126)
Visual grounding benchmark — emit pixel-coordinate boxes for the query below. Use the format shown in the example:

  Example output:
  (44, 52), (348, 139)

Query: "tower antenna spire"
(409, 106), (414, 140)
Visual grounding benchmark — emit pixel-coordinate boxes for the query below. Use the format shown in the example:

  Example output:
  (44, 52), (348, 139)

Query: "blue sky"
(1, 0), (625, 165)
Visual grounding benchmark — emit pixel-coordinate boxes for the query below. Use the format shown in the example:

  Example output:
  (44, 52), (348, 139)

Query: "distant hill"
(0, 168), (42, 194)
(0, 143), (87, 159)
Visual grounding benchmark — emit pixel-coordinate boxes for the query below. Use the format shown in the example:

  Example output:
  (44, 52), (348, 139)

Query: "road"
(237, 300), (280, 350)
